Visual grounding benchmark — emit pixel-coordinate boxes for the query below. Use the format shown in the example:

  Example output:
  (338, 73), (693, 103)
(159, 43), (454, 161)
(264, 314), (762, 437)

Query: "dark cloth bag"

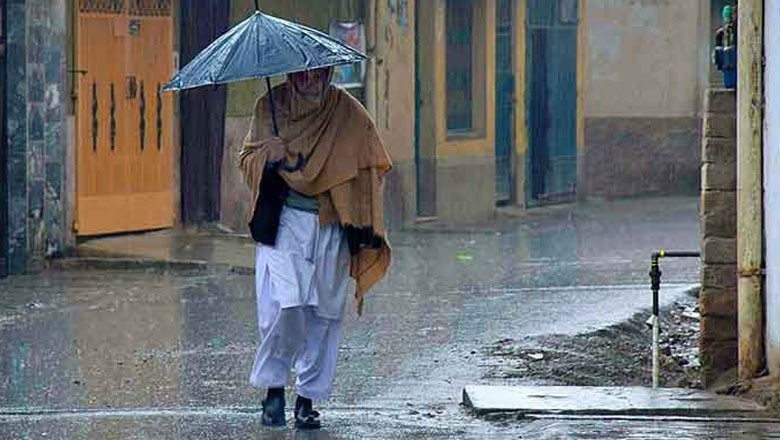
(249, 169), (289, 246)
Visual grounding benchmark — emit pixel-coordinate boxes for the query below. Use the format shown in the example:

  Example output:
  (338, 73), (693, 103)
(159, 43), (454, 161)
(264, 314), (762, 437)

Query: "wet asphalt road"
(3, 198), (776, 438)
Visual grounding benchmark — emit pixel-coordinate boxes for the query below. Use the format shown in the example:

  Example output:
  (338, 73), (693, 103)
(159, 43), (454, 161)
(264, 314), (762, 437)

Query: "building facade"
(1, 0), (722, 275)
(1, 0), (184, 276)
(220, 0), (716, 232)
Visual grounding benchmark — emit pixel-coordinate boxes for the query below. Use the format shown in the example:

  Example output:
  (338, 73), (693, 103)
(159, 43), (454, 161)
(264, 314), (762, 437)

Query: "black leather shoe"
(294, 396), (321, 430)
(261, 388), (286, 427)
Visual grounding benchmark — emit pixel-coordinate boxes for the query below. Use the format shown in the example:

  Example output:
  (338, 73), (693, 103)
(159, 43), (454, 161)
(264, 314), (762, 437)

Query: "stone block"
(701, 264), (737, 289)
(700, 287), (737, 317)
(700, 191), (737, 237)
(28, 63), (44, 103)
(45, 122), (63, 158)
(701, 138), (736, 164)
(701, 163), (736, 191)
(706, 89), (737, 115)
(702, 237), (737, 264)
(27, 25), (43, 64)
(704, 114), (737, 139)
(701, 315), (738, 342)
(700, 340), (737, 387)
(29, 141), (44, 181)
(29, 103), (45, 142)
(7, 4), (26, 41)
(44, 45), (63, 82)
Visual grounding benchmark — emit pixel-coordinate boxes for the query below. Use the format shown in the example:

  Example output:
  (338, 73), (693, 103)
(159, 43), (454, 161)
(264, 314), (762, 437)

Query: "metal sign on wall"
(329, 21), (366, 89)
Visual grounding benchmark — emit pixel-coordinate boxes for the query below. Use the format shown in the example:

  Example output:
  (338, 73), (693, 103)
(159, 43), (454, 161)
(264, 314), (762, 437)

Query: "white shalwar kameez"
(250, 206), (351, 401)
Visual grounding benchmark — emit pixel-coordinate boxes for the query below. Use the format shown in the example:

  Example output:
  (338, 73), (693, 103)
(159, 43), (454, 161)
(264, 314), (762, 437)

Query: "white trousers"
(250, 207), (350, 401)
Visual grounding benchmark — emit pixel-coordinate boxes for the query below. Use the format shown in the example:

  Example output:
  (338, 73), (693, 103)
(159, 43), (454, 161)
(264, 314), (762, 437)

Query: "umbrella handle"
(266, 77), (279, 136)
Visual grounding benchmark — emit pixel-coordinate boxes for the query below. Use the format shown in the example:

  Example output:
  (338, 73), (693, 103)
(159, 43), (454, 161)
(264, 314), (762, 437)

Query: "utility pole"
(737, 0), (765, 380)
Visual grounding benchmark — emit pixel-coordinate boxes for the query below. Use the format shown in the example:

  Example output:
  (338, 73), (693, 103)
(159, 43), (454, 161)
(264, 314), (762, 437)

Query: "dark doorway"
(495, 0), (514, 204)
(527, 0), (578, 204)
(0, 0), (7, 278)
(179, 0), (230, 224)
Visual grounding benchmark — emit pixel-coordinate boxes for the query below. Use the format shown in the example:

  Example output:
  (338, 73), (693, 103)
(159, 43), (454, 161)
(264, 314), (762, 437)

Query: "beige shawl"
(238, 83), (392, 314)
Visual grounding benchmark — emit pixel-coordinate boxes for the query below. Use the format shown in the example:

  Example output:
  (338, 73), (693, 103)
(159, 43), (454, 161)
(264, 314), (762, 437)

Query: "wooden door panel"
(77, 2), (174, 236)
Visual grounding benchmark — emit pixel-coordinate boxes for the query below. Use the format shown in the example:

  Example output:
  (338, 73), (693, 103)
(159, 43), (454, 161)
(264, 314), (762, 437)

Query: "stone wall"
(5, 0), (69, 274)
(699, 89), (738, 387)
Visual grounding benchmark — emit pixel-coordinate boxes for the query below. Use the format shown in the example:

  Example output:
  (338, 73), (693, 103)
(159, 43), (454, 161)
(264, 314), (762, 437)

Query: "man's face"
(289, 68), (330, 98)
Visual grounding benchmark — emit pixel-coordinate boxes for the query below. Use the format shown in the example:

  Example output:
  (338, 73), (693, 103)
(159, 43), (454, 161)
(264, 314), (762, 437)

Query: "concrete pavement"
(3, 197), (773, 438)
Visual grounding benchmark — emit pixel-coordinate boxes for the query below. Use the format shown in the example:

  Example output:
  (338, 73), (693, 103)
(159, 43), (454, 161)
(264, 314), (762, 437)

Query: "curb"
(49, 257), (255, 276)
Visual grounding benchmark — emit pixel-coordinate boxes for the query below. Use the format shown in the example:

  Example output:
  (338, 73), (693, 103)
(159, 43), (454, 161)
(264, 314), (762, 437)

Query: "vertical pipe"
(266, 77), (279, 136)
(737, 0), (765, 380)
(650, 254), (661, 388)
(652, 316), (660, 389)
(764, 0), (780, 377)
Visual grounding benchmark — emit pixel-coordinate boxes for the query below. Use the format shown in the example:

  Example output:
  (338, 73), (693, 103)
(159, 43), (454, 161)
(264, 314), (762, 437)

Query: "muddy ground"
(485, 290), (702, 389)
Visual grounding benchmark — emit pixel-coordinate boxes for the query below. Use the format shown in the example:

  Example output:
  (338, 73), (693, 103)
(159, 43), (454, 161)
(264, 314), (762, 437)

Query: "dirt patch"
(485, 293), (702, 389)
(715, 376), (780, 416)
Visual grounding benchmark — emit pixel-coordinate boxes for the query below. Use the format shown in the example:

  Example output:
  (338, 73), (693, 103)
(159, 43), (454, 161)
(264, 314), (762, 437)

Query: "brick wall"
(699, 89), (738, 387)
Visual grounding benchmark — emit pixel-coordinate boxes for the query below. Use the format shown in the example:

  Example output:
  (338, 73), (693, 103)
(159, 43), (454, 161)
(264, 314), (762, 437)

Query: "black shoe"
(294, 396), (321, 430)
(261, 388), (286, 427)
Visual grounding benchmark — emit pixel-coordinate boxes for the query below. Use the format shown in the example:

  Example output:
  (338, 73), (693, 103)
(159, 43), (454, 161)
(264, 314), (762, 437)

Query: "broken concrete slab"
(462, 386), (766, 417)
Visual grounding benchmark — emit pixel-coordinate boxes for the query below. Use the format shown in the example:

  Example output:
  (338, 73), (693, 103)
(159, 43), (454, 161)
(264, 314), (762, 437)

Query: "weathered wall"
(371, 0), (415, 228)
(220, 116), (253, 232)
(582, 0), (709, 198)
(763, 3), (780, 377)
(699, 89), (737, 387)
(5, 0), (69, 273)
(416, 0), (496, 224)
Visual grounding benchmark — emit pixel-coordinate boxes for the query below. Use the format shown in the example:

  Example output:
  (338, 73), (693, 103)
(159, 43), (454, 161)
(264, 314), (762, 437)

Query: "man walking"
(239, 67), (391, 429)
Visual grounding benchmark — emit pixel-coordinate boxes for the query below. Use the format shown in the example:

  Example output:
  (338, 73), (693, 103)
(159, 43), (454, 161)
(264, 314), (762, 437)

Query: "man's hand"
(265, 137), (288, 163)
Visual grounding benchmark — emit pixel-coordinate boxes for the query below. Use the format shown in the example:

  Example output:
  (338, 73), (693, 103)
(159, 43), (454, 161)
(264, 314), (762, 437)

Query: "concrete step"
(463, 386), (767, 417)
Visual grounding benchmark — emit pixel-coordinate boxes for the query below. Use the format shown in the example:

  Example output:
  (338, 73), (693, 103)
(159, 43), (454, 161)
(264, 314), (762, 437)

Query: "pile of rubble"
(485, 294), (702, 389)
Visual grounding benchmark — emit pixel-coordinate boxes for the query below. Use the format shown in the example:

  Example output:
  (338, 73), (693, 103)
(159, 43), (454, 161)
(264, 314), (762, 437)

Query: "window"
(446, 0), (475, 133)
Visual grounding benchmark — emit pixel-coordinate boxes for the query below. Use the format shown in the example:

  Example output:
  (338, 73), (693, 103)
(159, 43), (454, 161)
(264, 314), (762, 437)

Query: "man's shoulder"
(331, 86), (369, 114)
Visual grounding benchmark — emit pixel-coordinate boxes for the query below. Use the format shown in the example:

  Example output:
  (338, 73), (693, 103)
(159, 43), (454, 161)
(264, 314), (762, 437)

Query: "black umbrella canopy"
(163, 6), (367, 91)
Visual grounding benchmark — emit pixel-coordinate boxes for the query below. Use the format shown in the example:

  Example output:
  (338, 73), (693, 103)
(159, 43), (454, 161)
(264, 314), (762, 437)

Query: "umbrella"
(164, 2), (367, 170)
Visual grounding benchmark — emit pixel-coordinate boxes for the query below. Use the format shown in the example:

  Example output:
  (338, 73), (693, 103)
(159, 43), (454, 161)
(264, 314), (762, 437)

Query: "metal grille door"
(527, 0), (578, 203)
(495, 0), (514, 203)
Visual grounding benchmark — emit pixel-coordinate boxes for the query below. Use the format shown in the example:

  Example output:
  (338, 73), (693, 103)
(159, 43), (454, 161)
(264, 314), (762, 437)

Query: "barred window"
(129, 0), (172, 17)
(446, 0), (475, 133)
(80, 0), (124, 14)
(80, 0), (171, 16)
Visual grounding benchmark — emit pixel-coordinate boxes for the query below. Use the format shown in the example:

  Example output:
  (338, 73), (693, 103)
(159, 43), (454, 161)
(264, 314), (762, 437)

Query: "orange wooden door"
(76, 0), (174, 236)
